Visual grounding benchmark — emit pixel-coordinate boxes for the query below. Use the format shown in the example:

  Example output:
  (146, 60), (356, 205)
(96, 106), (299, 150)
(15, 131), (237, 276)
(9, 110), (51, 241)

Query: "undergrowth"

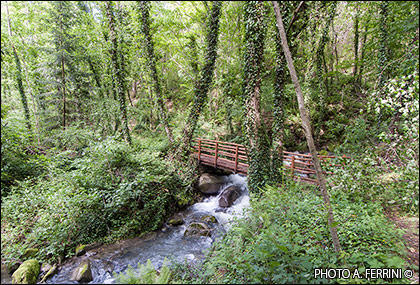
(1, 134), (193, 266)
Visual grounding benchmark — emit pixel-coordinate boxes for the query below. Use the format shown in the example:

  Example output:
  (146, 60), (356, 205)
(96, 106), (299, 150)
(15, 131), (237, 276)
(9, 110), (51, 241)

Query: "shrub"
(1, 137), (190, 264)
(171, 177), (408, 284)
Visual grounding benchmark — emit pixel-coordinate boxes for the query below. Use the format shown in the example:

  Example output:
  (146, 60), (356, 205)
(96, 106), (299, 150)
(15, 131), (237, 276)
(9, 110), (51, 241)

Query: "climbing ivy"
(187, 34), (200, 80)
(378, 1), (389, 91)
(179, 1), (222, 159)
(242, 1), (270, 195)
(314, 1), (337, 145)
(138, 1), (174, 144)
(12, 48), (31, 132)
(105, 1), (132, 145)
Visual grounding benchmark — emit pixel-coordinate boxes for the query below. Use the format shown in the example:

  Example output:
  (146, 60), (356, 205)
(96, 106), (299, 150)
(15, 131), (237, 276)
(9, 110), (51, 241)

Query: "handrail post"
(214, 141), (218, 167)
(291, 155), (295, 177)
(234, 145), (239, 173)
(198, 138), (201, 162)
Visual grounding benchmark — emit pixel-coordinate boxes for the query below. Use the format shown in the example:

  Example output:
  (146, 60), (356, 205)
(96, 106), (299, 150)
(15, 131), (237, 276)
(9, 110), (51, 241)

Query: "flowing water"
(46, 174), (249, 284)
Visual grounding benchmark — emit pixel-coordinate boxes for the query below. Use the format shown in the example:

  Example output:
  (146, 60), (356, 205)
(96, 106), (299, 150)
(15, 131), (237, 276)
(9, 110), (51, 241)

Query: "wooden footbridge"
(192, 138), (349, 184)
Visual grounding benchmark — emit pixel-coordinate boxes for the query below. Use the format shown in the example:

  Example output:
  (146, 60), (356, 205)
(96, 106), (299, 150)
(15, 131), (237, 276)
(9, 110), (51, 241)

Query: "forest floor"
(385, 210), (419, 284)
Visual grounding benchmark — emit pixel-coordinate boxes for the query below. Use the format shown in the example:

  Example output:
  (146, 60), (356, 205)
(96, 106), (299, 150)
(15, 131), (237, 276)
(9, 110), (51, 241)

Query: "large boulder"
(184, 222), (211, 237)
(198, 173), (225, 195)
(11, 259), (40, 284)
(218, 185), (241, 208)
(71, 260), (93, 283)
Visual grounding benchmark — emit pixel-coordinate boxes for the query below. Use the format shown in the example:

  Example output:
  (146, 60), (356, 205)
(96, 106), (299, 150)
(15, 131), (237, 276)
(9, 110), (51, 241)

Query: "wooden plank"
(193, 138), (246, 148)
(198, 138), (201, 162)
(214, 142), (218, 167)
(235, 145), (238, 173)
(192, 143), (247, 154)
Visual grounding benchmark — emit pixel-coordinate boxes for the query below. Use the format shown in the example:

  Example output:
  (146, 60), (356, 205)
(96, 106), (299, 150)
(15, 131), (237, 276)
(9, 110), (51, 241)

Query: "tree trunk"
(353, 3), (360, 91)
(105, 1), (132, 145)
(315, 2), (337, 146)
(378, 1), (388, 91)
(6, 1), (31, 132)
(138, 1), (174, 144)
(272, 1), (342, 253)
(358, 19), (369, 89)
(243, 1), (270, 194)
(179, 1), (222, 160)
(60, 46), (66, 129)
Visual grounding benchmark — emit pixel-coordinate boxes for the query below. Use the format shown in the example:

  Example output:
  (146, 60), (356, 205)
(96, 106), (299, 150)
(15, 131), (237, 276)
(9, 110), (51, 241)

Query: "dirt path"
(386, 211), (419, 284)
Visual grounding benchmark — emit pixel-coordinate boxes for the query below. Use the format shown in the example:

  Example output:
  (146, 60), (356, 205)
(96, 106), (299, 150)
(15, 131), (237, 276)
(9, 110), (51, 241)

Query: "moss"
(168, 219), (184, 226)
(71, 260), (92, 282)
(40, 264), (58, 283)
(75, 244), (86, 256)
(80, 264), (88, 275)
(23, 248), (38, 259)
(319, 149), (328, 156)
(201, 215), (217, 224)
(11, 259), (40, 284)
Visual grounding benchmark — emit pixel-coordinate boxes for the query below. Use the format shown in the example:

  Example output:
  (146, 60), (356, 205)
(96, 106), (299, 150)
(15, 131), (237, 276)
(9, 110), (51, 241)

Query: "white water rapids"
(46, 174), (249, 284)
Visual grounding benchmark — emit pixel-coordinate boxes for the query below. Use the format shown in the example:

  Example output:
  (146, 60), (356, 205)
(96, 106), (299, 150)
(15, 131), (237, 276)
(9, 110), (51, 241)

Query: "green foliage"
(1, 114), (46, 197)
(1, 136), (189, 264)
(172, 177), (408, 284)
(114, 258), (171, 284)
(330, 154), (419, 215)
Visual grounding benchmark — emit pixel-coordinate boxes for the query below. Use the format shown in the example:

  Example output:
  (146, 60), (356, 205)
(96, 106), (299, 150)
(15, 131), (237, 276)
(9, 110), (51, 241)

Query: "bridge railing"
(192, 138), (349, 184)
(283, 151), (349, 184)
(192, 138), (248, 175)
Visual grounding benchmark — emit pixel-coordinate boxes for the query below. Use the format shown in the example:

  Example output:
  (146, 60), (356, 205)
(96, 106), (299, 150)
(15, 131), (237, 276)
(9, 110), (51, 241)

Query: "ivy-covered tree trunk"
(315, 2), (337, 146)
(353, 3), (360, 92)
(243, 1), (270, 195)
(105, 1), (132, 145)
(272, 1), (342, 253)
(378, 1), (389, 91)
(178, 1), (222, 159)
(187, 35), (200, 82)
(358, 19), (369, 89)
(60, 40), (67, 129)
(6, 1), (31, 132)
(223, 77), (234, 139)
(138, 1), (174, 144)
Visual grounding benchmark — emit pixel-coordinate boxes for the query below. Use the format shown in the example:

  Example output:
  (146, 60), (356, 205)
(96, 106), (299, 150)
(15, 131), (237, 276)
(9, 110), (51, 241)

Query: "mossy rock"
(201, 215), (217, 224)
(11, 259), (40, 284)
(70, 260), (92, 283)
(75, 244), (86, 256)
(23, 248), (39, 259)
(40, 264), (58, 283)
(168, 218), (184, 226)
(197, 173), (225, 194)
(184, 222), (211, 237)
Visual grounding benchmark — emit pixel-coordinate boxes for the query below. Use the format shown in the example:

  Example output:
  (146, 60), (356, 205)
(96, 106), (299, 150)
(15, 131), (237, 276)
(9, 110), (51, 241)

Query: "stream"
(45, 173), (249, 284)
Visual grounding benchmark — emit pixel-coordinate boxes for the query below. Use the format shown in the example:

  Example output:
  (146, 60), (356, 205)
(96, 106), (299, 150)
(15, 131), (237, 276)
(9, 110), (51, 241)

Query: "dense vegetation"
(1, 0), (418, 284)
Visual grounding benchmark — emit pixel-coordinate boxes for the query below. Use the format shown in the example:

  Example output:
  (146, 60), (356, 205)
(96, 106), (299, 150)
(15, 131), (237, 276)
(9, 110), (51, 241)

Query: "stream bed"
(46, 174), (249, 284)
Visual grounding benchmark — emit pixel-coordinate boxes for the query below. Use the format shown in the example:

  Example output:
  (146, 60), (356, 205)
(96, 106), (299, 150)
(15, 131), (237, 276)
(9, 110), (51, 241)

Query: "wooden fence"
(192, 138), (349, 183)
